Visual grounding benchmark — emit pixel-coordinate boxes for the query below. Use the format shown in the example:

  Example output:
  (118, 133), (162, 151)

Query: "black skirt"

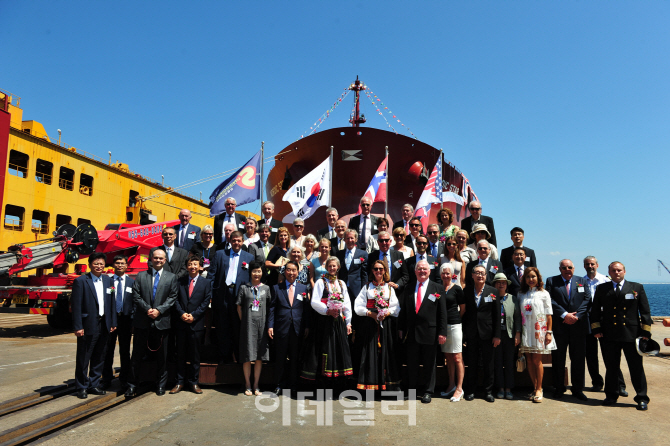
(300, 312), (327, 381)
(355, 316), (401, 390)
(320, 315), (353, 379)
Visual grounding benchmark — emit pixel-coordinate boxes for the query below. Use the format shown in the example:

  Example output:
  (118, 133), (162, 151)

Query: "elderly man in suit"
(257, 201), (283, 245)
(209, 231), (255, 363)
(173, 209), (201, 252)
(592, 261), (652, 410)
(126, 248), (178, 396)
(348, 197), (380, 250)
(500, 227), (537, 271)
(404, 235), (440, 283)
(392, 203), (414, 233)
(369, 231), (409, 294)
(269, 261), (310, 395)
(463, 264), (501, 402)
(71, 253), (117, 399)
(317, 207), (339, 241)
(336, 229), (368, 342)
(460, 201), (497, 248)
(464, 240), (503, 288)
(503, 247), (527, 296)
(546, 259), (591, 401)
(329, 220), (348, 256)
(214, 197), (247, 246)
(102, 255), (134, 390)
(171, 255), (212, 395)
(150, 227), (189, 280)
(398, 260), (447, 404)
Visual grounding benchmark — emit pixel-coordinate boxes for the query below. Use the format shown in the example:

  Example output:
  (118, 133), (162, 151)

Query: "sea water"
(642, 283), (670, 316)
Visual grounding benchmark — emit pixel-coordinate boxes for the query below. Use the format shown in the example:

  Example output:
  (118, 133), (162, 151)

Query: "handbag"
(516, 350), (526, 372)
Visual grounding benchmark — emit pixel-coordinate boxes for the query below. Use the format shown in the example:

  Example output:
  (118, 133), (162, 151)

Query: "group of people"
(71, 198), (653, 411)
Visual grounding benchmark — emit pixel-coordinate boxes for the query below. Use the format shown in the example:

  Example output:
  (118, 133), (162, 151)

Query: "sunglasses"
(372, 267), (385, 271)
(560, 266), (574, 270)
(378, 239), (391, 243)
(427, 231), (439, 235)
(410, 224), (421, 227)
(294, 225), (304, 228)
(416, 242), (428, 245)
(446, 243), (457, 246)
(477, 247), (490, 251)
(202, 233), (214, 236)
(360, 203), (371, 207)
(470, 207), (481, 211)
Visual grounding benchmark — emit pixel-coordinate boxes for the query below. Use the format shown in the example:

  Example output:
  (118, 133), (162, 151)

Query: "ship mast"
(349, 76), (367, 127)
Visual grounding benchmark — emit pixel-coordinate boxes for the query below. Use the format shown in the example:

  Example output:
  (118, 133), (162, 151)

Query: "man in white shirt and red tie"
(348, 197), (379, 250)
(257, 201), (282, 245)
(173, 209), (201, 252)
(398, 260), (447, 404)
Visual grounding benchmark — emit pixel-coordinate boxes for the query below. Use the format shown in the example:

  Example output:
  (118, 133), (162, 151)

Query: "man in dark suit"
(171, 255), (212, 395)
(398, 259), (447, 404)
(336, 229), (368, 340)
(101, 255), (135, 390)
(213, 197), (247, 246)
(248, 224), (273, 283)
(257, 201), (283, 245)
(126, 248), (178, 396)
(546, 259), (591, 401)
(348, 197), (379, 250)
(71, 253), (118, 399)
(149, 227), (188, 280)
(426, 224), (445, 259)
(404, 217), (423, 254)
(269, 261), (310, 394)
(464, 240), (503, 288)
(317, 207), (339, 241)
(329, 220), (348, 256)
(460, 201), (497, 247)
(462, 264), (501, 402)
(404, 235), (440, 283)
(591, 261), (652, 410)
(499, 227), (537, 271)
(209, 231), (255, 363)
(503, 247), (527, 296)
(369, 231), (409, 294)
(392, 203), (414, 233)
(173, 209), (201, 252)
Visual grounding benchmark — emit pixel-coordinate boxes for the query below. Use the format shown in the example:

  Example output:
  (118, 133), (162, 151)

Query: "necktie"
(419, 254), (424, 261)
(517, 267), (522, 281)
(431, 243), (437, 258)
(152, 272), (159, 305)
(565, 280), (571, 300)
(383, 252), (391, 274)
(167, 247), (172, 262)
(476, 291), (481, 308)
(415, 282), (423, 313)
(180, 226), (186, 246)
(339, 238), (344, 250)
(263, 243), (269, 258)
(615, 282), (620, 297)
(115, 277), (123, 313)
(288, 283), (294, 306)
(346, 250), (352, 269)
(189, 277), (195, 298)
(226, 253), (239, 286)
(360, 216), (367, 247)
(405, 221), (409, 233)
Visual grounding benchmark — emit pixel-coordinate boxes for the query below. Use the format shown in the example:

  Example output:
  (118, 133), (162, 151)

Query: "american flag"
(414, 161), (443, 233)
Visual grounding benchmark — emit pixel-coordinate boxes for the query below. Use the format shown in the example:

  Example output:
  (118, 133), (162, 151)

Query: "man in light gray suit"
(126, 248), (179, 396)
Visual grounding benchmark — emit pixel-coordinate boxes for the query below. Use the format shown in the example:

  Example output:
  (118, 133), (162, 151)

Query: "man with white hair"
(464, 240), (503, 288)
(317, 207), (339, 241)
(214, 197), (247, 246)
(460, 201), (497, 248)
(173, 209), (201, 252)
(348, 197), (380, 250)
(393, 203), (415, 234)
(256, 201), (282, 245)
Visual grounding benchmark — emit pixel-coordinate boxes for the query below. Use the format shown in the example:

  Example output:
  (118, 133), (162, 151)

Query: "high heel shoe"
(450, 390), (463, 402)
(532, 390), (543, 403)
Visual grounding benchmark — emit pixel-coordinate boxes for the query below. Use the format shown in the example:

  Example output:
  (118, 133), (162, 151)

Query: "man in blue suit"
(269, 261), (310, 395)
(173, 209), (201, 252)
(209, 231), (255, 363)
(336, 229), (368, 307)
(546, 259), (591, 401)
(102, 255), (135, 390)
(171, 254), (212, 394)
(71, 253), (117, 399)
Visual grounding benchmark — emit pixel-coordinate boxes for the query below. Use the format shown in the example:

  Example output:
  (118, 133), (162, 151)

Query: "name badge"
(271, 228), (278, 233)
(525, 256), (530, 262)
(373, 225), (377, 230)
(251, 303), (260, 312)
(440, 253), (445, 257)
(625, 293), (635, 300)
(578, 286), (585, 293)
(429, 264), (435, 270)
(188, 233), (196, 239)
(238, 223), (245, 229)
(204, 258), (210, 268)
(296, 294), (303, 301)
(393, 260), (402, 268)
(353, 259), (361, 265)
(106, 288), (113, 294)
(427, 294), (436, 302)
(126, 286), (133, 293)
(489, 266), (497, 274)
(484, 296), (493, 303)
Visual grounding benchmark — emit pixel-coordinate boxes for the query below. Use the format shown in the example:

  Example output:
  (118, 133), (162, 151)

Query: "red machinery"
(0, 220), (178, 328)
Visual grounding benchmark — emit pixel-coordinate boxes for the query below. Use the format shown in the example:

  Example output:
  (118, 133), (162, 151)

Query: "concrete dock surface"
(1, 314), (669, 445)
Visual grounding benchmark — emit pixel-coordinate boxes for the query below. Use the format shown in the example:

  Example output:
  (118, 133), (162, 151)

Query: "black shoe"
(618, 388), (628, 397)
(88, 387), (106, 396)
(637, 401), (648, 411)
(421, 393), (432, 404)
(464, 393), (475, 401)
(77, 390), (88, 399)
(99, 381), (111, 391)
(124, 386), (136, 397)
(572, 392), (588, 401)
(602, 397), (617, 406)
(484, 393), (495, 403)
(553, 392), (565, 400)
(591, 385), (603, 392)
(156, 388), (166, 396)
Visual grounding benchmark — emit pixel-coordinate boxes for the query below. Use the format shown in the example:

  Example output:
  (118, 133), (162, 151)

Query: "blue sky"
(2, 1), (669, 281)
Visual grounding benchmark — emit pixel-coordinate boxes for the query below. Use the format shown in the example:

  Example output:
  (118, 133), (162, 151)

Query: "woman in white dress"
(390, 227), (414, 259)
(442, 235), (465, 289)
(518, 267), (556, 403)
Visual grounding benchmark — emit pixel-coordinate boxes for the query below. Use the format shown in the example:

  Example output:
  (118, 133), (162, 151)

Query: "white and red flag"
(356, 156), (388, 215)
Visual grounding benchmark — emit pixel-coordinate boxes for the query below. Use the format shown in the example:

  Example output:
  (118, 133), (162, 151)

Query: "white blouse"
(311, 278), (352, 325)
(353, 283), (400, 317)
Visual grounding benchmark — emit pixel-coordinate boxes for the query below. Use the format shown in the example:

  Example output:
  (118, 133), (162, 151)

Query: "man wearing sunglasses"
(369, 231), (409, 293)
(405, 217), (424, 254)
(348, 197), (380, 250)
(405, 235), (440, 283)
(464, 240), (503, 288)
(460, 201), (497, 248)
(545, 259), (591, 401)
(426, 224), (445, 259)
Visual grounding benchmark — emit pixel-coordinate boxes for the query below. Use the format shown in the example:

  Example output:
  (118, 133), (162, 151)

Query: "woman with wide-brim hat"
(467, 223), (499, 260)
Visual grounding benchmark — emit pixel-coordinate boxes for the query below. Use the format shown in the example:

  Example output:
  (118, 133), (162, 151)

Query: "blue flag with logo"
(209, 150), (261, 216)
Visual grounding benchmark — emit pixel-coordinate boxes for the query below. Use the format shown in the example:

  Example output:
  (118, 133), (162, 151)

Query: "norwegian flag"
(356, 156), (388, 215)
(414, 161), (443, 233)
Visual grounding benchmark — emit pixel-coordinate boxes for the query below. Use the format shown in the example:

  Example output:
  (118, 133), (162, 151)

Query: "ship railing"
(4, 217), (23, 232)
(31, 223), (49, 234)
(58, 178), (74, 191)
(0, 88), (20, 108)
(8, 163), (28, 179)
(35, 172), (52, 184)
